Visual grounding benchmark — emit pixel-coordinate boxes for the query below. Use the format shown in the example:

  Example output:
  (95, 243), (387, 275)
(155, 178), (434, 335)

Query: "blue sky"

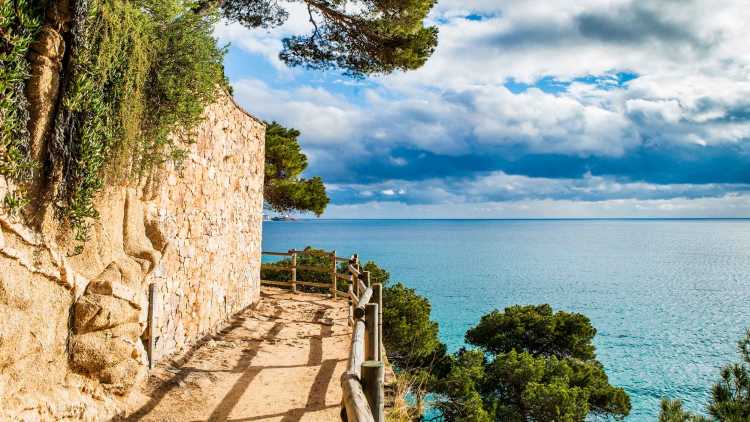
(216, 0), (750, 218)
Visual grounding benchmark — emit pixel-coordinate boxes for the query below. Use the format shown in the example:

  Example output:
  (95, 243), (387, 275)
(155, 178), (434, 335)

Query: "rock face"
(0, 93), (265, 419)
(25, 0), (73, 164)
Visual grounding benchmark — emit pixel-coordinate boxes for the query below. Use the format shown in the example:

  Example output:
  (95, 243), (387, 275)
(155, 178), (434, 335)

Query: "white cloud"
(222, 0), (750, 217)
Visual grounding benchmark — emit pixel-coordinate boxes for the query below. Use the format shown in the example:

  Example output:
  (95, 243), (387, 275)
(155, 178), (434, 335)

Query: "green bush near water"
(53, 0), (226, 242)
(435, 305), (631, 421)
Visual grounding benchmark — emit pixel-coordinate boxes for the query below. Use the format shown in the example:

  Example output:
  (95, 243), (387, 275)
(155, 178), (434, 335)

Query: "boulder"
(73, 294), (140, 334)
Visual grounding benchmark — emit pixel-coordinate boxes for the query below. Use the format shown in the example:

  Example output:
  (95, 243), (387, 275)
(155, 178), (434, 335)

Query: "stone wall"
(0, 92), (265, 419)
(148, 95), (265, 358)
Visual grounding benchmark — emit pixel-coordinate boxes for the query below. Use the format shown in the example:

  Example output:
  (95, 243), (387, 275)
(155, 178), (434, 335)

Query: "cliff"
(0, 92), (266, 419)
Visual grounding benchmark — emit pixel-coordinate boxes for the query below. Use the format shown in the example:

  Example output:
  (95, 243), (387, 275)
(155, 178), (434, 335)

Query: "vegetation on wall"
(194, 0), (439, 77)
(660, 329), (750, 421)
(0, 0), (44, 213)
(51, 0), (226, 241)
(264, 122), (329, 216)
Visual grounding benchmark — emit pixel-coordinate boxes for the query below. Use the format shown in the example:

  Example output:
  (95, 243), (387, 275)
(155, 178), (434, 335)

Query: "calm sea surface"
(262, 219), (750, 420)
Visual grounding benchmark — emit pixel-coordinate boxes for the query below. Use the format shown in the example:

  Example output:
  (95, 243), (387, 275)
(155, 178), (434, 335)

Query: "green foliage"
(436, 305), (630, 421)
(522, 381), (589, 422)
(138, 0), (228, 173)
(52, 0), (225, 241)
(264, 121), (329, 216)
(382, 282), (444, 371)
(207, 0), (438, 77)
(435, 349), (495, 422)
(362, 260), (390, 286)
(662, 329), (750, 421)
(0, 0), (43, 208)
(465, 304), (597, 360)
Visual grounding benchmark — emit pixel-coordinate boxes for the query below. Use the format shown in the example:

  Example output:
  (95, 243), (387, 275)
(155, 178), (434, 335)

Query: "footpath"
(124, 287), (349, 421)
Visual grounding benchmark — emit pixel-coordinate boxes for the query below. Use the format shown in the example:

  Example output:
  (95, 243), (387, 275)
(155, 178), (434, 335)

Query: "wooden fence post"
(331, 249), (337, 298)
(290, 249), (297, 293)
(361, 361), (385, 422)
(373, 283), (383, 360)
(354, 254), (362, 296)
(147, 283), (157, 369)
(352, 255), (360, 297)
(347, 285), (354, 326)
(364, 271), (371, 288)
(365, 303), (379, 362)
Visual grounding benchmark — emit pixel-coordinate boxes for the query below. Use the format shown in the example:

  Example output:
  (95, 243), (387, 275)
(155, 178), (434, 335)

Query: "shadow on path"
(125, 290), (344, 422)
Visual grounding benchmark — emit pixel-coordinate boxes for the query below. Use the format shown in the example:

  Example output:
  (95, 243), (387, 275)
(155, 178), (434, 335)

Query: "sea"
(262, 219), (750, 420)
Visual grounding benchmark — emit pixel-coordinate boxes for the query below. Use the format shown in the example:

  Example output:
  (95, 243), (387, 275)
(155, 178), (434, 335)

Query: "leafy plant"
(0, 0), (44, 209)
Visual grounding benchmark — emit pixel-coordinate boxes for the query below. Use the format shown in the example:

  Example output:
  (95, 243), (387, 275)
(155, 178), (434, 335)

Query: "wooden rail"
(260, 250), (385, 422)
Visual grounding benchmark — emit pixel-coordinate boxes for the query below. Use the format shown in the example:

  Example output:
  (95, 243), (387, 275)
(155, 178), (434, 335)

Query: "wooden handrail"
(348, 318), (366, 377)
(262, 251), (291, 256)
(260, 264), (293, 271)
(341, 373), (374, 422)
(354, 287), (373, 319)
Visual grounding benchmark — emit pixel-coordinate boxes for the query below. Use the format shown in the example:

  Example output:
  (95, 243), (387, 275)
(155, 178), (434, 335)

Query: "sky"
(215, 0), (750, 218)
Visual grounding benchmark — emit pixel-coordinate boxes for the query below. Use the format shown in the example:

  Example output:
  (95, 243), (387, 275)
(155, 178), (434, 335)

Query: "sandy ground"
(124, 288), (350, 421)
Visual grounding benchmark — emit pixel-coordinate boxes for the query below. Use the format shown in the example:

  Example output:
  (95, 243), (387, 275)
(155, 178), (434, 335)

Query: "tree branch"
(306, 3), (321, 40)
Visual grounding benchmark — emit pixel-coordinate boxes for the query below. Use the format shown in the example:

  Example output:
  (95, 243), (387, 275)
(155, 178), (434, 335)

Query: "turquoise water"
(262, 219), (750, 420)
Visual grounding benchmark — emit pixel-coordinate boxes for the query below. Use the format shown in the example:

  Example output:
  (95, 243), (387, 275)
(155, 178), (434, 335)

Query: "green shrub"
(0, 0), (44, 211)
(435, 305), (630, 421)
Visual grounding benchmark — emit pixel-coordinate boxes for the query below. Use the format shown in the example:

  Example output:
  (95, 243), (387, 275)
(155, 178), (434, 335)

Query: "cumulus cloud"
(219, 0), (750, 217)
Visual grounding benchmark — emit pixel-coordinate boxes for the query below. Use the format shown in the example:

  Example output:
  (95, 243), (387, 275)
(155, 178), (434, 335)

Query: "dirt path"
(125, 288), (350, 421)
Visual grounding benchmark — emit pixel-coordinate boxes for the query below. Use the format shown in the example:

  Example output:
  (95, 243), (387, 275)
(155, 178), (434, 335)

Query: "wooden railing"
(261, 251), (385, 422)
(261, 249), (349, 297)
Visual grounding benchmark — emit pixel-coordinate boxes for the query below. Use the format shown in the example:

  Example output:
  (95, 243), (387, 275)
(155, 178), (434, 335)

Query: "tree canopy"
(196, 0), (439, 76)
(263, 122), (329, 216)
(465, 304), (597, 360)
(435, 304), (631, 421)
